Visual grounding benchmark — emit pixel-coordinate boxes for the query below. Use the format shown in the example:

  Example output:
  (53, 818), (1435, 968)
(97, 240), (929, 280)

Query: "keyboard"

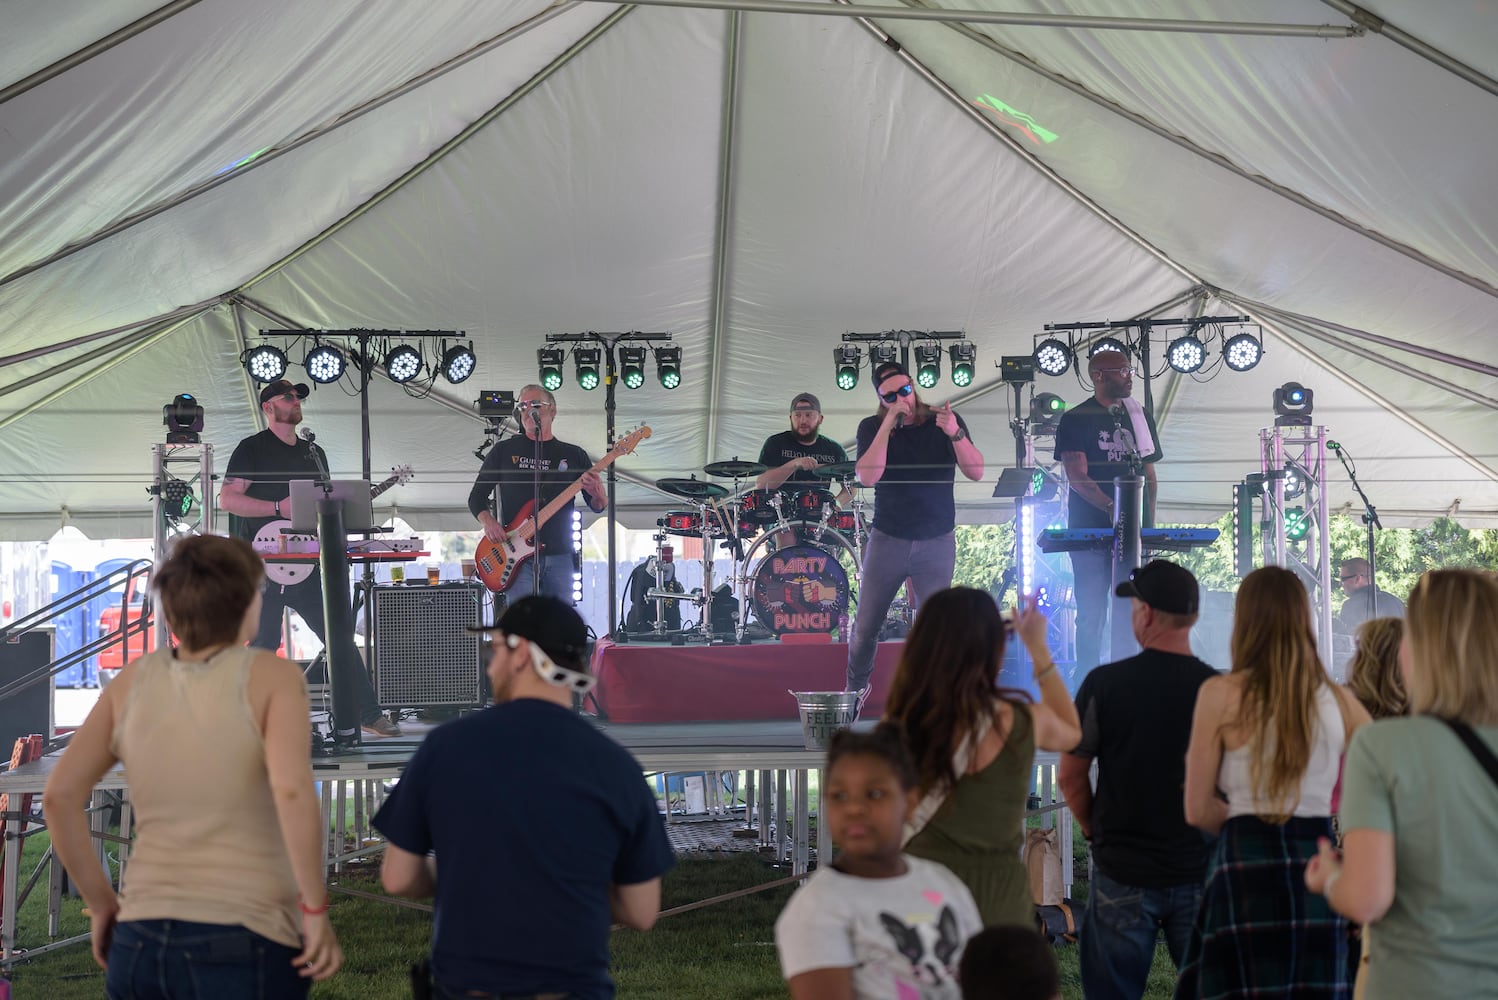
(1038, 527), (1220, 553)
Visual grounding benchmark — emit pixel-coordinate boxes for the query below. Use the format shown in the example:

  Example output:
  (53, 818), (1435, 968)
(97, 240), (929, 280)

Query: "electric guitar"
(475, 426), (651, 593)
(253, 465), (414, 585)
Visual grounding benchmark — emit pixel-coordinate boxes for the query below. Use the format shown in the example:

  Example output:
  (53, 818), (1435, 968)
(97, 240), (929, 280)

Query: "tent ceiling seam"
(899, 0), (1498, 303)
(1318, 0), (1498, 98)
(0, 0), (207, 106)
(835, 0), (1205, 295)
(235, 5), (635, 293)
(704, 10), (744, 465)
(0, 2), (584, 295)
(0, 298), (216, 370)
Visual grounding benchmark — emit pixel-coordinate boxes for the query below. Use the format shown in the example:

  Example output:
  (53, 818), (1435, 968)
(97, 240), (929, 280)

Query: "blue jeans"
(845, 528), (955, 691)
(1080, 868), (1201, 1000)
(106, 919), (308, 1000)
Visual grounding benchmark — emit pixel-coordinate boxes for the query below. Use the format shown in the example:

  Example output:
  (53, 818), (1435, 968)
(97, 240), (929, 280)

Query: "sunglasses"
(879, 383), (914, 404)
(490, 632), (596, 694)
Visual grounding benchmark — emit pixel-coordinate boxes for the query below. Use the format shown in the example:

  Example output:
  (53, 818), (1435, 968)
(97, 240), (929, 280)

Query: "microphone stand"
(528, 406), (545, 598)
(1332, 442), (1382, 623)
(1108, 403), (1145, 664)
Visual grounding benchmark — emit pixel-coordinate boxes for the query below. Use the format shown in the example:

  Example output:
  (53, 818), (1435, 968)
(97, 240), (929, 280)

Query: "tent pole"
(0, 299), (215, 370)
(703, 10), (744, 465)
(1318, 0), (1498, 99)
(582, 0), (1358, 37)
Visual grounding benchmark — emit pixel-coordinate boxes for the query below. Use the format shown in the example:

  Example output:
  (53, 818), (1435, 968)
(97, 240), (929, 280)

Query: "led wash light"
(655, 346), (682, 390)
(914, 344), (942, 389)
(834, 345), (861, 390)
(1088, 336), (1127, 358)
(306, 344), (346, 384)
(537, 348), (565, 392)
(1033, 338), (1072, 377)
(1167, 334), (1205, 373)
(245, 344), (288, 383)
(618, 347), (646, 390)
(574, 348), (601, 391)
(385, 345), (423, 383)
(949, 342), (976, 387)
(1223, 331), (1263, 372)
(441, 343), (476, 384)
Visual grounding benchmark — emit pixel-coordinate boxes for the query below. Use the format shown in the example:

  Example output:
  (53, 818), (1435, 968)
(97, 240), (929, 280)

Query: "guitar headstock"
(612, 426), (653, 457)
(390, 464), (414, 485)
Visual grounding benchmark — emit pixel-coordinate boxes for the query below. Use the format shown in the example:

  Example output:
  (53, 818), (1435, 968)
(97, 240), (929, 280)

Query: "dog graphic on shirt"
(877, 905), (963, 998)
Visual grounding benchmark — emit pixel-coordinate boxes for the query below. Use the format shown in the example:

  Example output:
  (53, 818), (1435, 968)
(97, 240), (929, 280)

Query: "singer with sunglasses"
(375, 596), (674, 1000)
(845, 361), (984, 701)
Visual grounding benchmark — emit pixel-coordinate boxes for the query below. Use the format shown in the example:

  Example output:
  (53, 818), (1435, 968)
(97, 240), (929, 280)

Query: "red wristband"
(298, 896), (330, 916)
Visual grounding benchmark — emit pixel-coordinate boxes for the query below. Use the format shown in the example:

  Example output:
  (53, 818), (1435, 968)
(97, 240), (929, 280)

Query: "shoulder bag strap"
(1439, 718), (1498, 789)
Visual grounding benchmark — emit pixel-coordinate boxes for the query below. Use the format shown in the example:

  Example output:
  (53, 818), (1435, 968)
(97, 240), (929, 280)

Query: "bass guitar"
(253, 465), (414, 585)
(475, 426), (651, 593)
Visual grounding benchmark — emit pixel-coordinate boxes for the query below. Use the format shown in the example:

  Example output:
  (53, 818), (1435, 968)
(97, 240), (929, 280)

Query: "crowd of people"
(37, 491), (1498, 998)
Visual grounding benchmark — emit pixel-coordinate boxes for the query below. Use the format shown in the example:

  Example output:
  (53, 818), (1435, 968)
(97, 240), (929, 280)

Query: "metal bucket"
(790, 690), (861, 751)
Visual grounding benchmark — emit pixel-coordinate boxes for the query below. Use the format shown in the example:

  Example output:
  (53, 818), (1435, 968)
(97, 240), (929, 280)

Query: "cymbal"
(656, 477), (730, 500)
(812, 461), (858, 480)
(704, 459), (767, 479)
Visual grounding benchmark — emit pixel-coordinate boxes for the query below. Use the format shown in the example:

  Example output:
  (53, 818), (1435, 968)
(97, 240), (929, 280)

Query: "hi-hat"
(704, 459), (767, 479)
(812, 461), (858, 480)
(656, 477), (730, 500)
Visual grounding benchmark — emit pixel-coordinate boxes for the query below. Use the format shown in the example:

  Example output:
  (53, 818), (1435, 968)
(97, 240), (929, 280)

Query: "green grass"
(5, 835), (1178, 998)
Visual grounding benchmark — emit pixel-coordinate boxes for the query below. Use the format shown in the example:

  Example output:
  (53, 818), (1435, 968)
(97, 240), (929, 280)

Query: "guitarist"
(219, 379), (399, 740)
(468, 385), (607, 603)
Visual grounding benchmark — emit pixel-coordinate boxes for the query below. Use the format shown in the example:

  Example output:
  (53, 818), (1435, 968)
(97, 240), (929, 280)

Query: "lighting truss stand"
(151, 443), (216, 647)
(1260, 425), (1333, 659)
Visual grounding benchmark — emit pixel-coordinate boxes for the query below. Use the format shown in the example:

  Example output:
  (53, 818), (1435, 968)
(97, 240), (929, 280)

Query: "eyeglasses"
(1340, 574), (1361, 583)
(879, 383), (914, 404)
(1092, 367), (1131, 377)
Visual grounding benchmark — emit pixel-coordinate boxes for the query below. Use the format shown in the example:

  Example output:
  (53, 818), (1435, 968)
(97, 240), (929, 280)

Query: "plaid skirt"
(1174, 815), (1349, 1000)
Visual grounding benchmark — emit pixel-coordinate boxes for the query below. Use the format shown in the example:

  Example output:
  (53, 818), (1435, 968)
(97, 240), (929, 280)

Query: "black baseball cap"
(1114, 559), (1201, 615)
(259, 379), (310, 405)
(790, 392), (821, 413)
(873, 361), (909, 386)
(468, 595), (590, 670)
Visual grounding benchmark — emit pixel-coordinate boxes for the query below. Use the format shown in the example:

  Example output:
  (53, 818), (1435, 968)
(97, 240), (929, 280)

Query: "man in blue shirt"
(375, 597), (675, 999)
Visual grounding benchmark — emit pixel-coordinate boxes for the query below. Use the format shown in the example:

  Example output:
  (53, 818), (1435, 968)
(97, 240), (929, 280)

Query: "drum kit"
(641, 458), (868, 643)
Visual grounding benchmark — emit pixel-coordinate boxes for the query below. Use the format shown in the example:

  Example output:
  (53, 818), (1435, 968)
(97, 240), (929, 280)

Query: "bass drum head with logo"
(750, 543), (850, 636)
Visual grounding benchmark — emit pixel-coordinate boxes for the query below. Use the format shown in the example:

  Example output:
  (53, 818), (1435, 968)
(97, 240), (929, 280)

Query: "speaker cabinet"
(372, 583), (484, 709)
(0, 627), (55, 752)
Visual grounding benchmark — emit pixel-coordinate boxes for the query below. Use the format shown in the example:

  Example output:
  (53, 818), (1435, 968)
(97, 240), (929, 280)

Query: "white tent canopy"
(3, 0), (1496, 541)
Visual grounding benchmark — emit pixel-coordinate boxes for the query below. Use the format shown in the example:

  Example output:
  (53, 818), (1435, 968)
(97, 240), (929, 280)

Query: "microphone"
(1328, 440), (1342, 452)
(895, 413), (907, 427)
(1109, 404), (1126, 421)
(299, 427), (316, 444)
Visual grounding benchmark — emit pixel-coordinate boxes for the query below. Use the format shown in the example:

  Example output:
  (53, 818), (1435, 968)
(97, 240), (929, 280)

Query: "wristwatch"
(274, 499), (281, 517)
(950, 427), (968, 443)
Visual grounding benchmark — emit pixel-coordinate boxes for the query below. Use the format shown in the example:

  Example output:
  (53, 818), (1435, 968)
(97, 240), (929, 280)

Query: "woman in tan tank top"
(44, 534), (342, 998)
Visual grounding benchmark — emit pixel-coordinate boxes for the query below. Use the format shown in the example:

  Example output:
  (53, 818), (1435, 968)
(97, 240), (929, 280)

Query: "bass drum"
(739, 527), (860, 637)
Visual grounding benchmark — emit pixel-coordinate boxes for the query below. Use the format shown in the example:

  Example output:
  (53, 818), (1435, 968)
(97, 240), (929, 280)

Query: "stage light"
(914, 344), (942, 389)
(1285, 506), (1311, 542)
(1030, 392), (1067, 434)
(574, 347), (601, 391)
(655, 346), (682, 390)
(949, 342), (976, 387)
(1166, 333), (1205, 373)
(1033, 338), (1072, 377)
(833, 345), (861, 390)
(619, 346), (646, 390)
(537, 348), (565, 391)
(1273, 381), (1314, 425)
(245, 344), (287, 383)
(162, 393), (204, 444)
(160, 479), (195, 519)
(1282, 458), (1313, 500)
(306, 343), (346, 384)
(1088, 336), (1128, 357)
(1223, 330), (1263, 372)
(440, 343), (476, 384)
(385, 344), (423, 383)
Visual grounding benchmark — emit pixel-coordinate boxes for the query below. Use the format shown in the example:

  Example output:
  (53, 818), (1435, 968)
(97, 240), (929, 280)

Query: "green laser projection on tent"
(216, 146), (272, 176)
(971, 96), (1059, 145)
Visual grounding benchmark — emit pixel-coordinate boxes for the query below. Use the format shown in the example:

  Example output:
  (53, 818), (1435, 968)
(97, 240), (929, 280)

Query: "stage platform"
(591, 637), (906, 722)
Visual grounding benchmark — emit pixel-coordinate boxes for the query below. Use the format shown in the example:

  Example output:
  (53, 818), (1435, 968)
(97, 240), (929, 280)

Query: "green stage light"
(914, 344), (941, 389)
(949, 342), (976, 387)
(619, 346), (646, 390)
(574, 347), (601, 391)
(833, 345), (861, 390)
(1285, 506), (1311, 542)
(655, 346), (682, 389)
(537, 347), (565, 392)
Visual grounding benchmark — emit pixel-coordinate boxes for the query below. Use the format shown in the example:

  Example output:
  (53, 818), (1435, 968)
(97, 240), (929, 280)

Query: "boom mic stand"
(1330, 440), (1382, 623)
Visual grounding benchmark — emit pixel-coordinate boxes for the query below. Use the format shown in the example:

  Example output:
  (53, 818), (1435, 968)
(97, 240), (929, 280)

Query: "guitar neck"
(513, 454), (616, 541)
(370, 473), (402, 500)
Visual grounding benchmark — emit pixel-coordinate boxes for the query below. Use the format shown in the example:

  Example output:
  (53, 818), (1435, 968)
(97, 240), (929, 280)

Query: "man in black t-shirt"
(219, 379), (396, 740)
(1057, 560), (1216, 1000)
(1053, 349), (1163, 684)
(845, 362), (984, 696)
(755, 392), (847, 491)
(467, 384), (606, 604)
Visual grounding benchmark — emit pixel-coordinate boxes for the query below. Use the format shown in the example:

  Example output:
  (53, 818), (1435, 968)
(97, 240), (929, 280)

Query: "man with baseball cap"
(845, 361), (983, 698)
(755, 392), (847, 492)
(219, 379), (397, 740)
(376, 596), (674, 999)
(1057, 560), (1217, 1000)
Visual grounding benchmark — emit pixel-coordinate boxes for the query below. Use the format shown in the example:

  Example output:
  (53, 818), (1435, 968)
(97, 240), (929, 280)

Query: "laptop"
(288, 479), (377, 533)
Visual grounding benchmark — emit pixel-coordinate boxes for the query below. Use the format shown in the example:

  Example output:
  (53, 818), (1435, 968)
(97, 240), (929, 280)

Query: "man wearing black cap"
(375, 596), (674, 1000)
(1057, 560), (1216, 1000)
(755, 392), (847, 492)
(219, 379), (397, 739)
(845, 361), (984, 696)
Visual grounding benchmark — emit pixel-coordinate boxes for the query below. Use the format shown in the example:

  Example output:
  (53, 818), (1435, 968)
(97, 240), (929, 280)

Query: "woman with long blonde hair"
(1346, 617), (1408, 720)
(1306, 569), (1498, 998)
(1177, 566), (1370, 998)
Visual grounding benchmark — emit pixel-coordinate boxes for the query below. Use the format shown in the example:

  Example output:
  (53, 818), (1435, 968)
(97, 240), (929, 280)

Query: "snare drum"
(662, 510), (706, 537)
